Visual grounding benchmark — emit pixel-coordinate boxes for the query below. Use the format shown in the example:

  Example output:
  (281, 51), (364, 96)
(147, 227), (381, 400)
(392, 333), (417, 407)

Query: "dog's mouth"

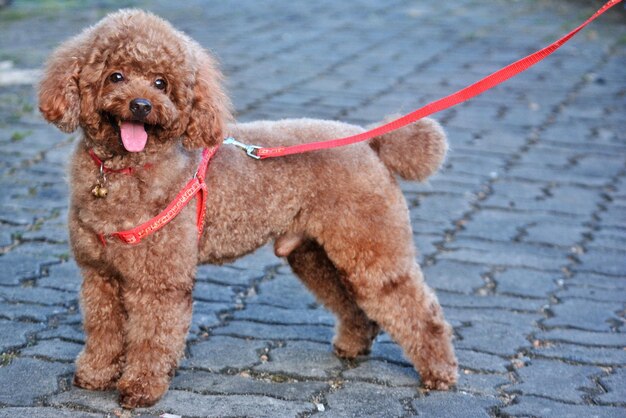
(106, 113), (157, 153)
(119, 120), (148, 152)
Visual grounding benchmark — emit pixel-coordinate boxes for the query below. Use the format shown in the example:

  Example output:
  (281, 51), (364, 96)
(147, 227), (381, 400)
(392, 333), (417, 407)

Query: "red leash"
(93, 0), (620, 246)
(97, 147), (217, 245)
(239, 0), (621, 159)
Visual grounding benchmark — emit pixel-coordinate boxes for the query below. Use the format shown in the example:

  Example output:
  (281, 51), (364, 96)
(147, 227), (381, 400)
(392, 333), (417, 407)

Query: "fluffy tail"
(369, 117), (448, 181)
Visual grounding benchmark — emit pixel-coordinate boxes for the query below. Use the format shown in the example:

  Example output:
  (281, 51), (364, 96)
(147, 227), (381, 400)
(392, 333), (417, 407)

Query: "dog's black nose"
(129, 98), (152, 119)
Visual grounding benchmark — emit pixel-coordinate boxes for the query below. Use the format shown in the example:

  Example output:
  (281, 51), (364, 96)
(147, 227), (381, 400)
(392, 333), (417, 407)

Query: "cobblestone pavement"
(0, 0), (625, 417)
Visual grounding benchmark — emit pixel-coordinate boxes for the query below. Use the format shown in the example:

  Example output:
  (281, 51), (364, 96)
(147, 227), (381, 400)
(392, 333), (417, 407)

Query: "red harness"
(95, 147), (217, 246)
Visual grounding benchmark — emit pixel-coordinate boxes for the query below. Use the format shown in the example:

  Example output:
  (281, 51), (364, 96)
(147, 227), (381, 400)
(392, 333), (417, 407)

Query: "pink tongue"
(120, 121), (148, 152)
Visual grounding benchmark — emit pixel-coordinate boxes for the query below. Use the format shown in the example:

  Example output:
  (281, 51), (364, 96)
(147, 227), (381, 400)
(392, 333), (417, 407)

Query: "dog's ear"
(182, 49), (231, 149)
(38, 36), (85, 133)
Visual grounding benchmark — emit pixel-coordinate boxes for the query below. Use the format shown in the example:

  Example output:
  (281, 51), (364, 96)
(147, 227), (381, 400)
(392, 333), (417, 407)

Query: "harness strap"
(243, 0), (621, 159)
(98, 147), (217, 245)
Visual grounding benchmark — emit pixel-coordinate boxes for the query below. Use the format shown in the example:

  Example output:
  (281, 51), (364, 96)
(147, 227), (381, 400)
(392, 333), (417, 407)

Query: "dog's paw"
(73, 355), (121, 391)
(117, 376), (168, 409)
(332, 320), (379, 359)
(420, 362), (458, 391)
(73, 372), (117, 391)
(333, 343), (371, 359)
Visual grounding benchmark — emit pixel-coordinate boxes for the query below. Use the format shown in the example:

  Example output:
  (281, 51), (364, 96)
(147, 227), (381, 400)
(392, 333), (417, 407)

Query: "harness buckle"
(223, 137), (261, 159)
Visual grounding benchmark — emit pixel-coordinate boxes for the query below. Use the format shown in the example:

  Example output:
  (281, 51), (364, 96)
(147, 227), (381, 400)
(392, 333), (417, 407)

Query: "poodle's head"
(39, 9), (231, 155)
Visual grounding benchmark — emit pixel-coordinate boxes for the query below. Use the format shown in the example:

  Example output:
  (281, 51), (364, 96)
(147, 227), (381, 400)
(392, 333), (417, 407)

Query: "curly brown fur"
(369, 117), (448, 181)
(39, 9), (457, 408)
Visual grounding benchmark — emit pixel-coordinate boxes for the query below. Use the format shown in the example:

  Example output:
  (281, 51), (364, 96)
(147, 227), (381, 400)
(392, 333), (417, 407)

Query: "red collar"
(88, 149), (153, 175)
(96, 147), (218, 246)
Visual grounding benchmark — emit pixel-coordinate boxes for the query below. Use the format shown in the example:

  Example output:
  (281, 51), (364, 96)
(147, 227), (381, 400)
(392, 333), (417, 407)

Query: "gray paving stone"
(196, 264), (265, 286)
(597, 368), (626, 404)
(410, 194), (473, 225)
(558, 285), (626, 303)
(20, 223), (69, 244)
(342, 359), (419, 386)
(456, 209), (540, 243)
(48, 387), (118, 412)
(0, 301), (63, 322)
(543, 299), (623, 332)
(485, 183), (601, 216)
(507, 165), (607, 188)
(233, 304), (335, 326)
(567, 272), (626, 291)
(502, 395), (625, 418)
(37, 325), (85, 343)
(228, 244), (280, 270)
(440, 238), (565, 271)
(422, 260), (486, 294)
(0, 358), (71, 406)
(21, 338), (82, 362)
(589, 229), (626, 251)
(142, 390), (315, 418)
(214, 320), (334, 343)
(323, 381), (414, 417)
(438, 291), (544, 311)
(0, 407), (101, 418)
(534, 329), (626, 347)
(193, 282), (238, 303)
(456, 349), (508, 373)
(255, 341), (342, 379)
(534, 343), (626, 366)
(367, 340), (410, 364)
(598, 205), (626, 231)
(172, 370), (328, 401)
(444, 307), (541, 327)
(185, 336), (268, 371)
(457, 321), (534, 356)
(576, 248), (626, 277)
(0, 285), (76, 306)
(38, 261), (81, 293)
(494, 268), (559, 298)
(0, 319), (43, 352)
(412, 391), (499, 417)
(505, 359), (601, 402)
(413, 233), (440, 261)
(0, 225), (19, 248)
(246, 275), (317, 309)
(457, 372), (510, 397)
(523, 223), (586, 247)
(0, 251), (51, 286)
(190, 301), (232, 332)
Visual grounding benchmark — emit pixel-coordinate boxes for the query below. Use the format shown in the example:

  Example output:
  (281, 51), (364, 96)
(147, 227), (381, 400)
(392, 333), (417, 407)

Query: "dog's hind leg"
(73, 268), (125, 391)
(350, 264), (458, 389)
(287, 239), (379, 358)
(311, 193), (458, 390)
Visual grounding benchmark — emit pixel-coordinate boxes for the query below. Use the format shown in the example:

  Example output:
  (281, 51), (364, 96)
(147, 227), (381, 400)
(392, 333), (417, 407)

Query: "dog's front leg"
(74, 267), (125, 390)
(117, 273), (194, 408)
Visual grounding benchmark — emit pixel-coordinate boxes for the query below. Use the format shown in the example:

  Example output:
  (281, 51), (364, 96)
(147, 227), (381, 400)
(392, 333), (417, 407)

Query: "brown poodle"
(38, 9), (457, 408)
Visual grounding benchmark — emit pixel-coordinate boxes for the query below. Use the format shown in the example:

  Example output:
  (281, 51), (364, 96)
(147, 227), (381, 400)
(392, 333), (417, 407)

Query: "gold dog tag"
(92, 162), (108, 198)
(91, 184), (108, 198)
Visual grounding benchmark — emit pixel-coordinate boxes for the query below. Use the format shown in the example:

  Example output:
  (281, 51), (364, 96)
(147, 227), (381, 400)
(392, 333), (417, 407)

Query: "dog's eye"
(109, 72), (124, 83)
(154, 78), (167, 90)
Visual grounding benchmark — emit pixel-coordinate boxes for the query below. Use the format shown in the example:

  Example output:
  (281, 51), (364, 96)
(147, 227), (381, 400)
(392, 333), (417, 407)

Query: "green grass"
(10, 130), (31, 142)
(0, 352), (17, 367)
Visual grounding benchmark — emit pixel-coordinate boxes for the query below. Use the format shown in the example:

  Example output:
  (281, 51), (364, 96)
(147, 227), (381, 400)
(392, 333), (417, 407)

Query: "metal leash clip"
(223, 137), (262, 159)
